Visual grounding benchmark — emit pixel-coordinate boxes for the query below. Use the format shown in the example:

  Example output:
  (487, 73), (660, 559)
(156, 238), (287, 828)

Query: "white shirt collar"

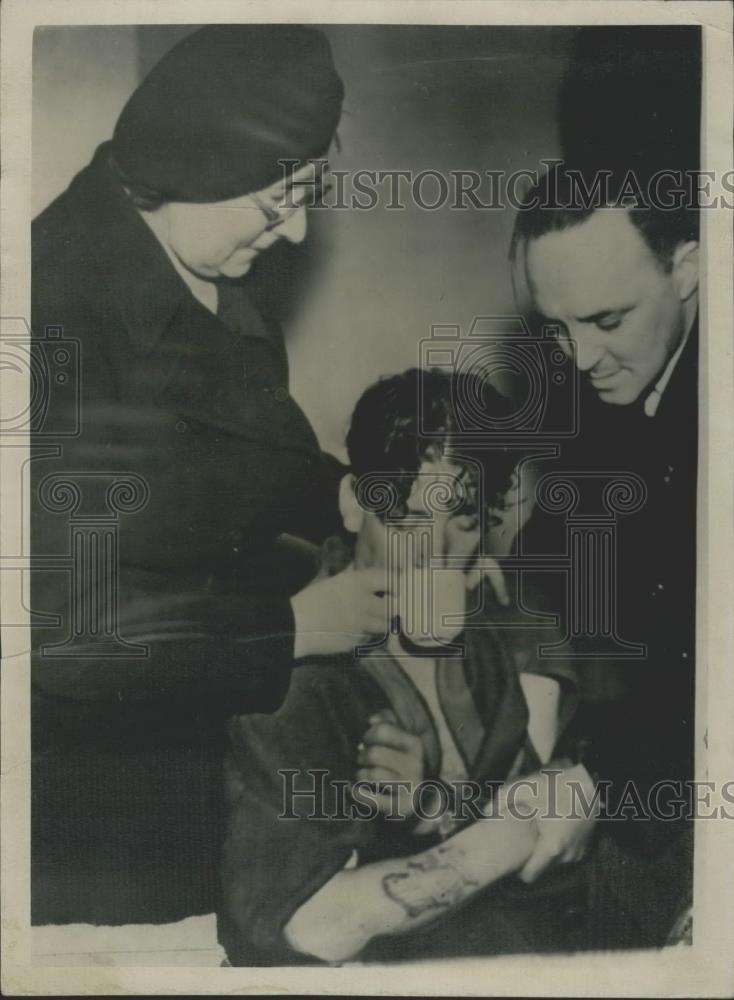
(643, 320), (694, 418)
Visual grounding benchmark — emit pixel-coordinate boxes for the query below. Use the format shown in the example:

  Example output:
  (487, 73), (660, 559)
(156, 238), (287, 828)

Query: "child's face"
(353, 457), (481, 647)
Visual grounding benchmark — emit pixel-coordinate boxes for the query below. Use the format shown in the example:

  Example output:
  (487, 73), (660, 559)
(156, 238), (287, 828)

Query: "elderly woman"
(31, 25), (388, 928)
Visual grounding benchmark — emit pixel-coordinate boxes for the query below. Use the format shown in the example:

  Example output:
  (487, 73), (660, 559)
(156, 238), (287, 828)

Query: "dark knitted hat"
(111, 24), (343, 203)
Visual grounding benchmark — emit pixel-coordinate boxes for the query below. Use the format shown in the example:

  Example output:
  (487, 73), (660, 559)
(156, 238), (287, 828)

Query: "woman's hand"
(290, 568), (390, 659)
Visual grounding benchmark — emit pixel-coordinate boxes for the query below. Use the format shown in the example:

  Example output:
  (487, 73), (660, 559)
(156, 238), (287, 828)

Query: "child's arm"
(519, 673), (561, 763)
(283, 803), (538, 963)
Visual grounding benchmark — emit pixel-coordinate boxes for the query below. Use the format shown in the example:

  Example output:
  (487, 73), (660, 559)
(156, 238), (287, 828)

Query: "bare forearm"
(284, 809), (538, 963)
(519, 673), (561, 764)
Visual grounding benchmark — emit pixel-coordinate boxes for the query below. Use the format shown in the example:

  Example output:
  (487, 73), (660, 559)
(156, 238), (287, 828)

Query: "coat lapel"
(360, 623), (530, 787)
(461, 627), (529, 784)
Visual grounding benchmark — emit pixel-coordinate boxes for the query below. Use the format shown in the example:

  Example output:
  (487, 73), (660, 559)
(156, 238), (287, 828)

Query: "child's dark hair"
(346, 368), (519, 519)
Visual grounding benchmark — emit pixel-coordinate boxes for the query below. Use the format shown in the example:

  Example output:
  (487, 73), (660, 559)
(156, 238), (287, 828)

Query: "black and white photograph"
(1, 1), (733, 995)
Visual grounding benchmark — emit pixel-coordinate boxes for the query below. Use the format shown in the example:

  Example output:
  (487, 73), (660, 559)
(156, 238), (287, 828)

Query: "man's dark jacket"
(30, 144), (336, 925)
(521, 324), (698, 940)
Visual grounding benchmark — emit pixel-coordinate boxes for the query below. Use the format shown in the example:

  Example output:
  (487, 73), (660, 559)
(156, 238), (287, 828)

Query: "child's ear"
(339, 474), (364, 534)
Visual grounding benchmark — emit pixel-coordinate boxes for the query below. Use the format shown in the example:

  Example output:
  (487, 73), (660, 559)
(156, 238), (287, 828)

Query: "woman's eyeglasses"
(249, 175), (333, 231)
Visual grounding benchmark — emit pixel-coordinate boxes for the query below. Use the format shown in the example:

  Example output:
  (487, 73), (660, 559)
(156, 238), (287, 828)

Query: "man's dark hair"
(346, 368), (518, 522)
(558, 27), (701, 185)
(510, 163), (699, 274)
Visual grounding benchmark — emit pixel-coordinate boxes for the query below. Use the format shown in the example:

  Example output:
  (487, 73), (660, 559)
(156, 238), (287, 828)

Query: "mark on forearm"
(381, 845), (479, 919)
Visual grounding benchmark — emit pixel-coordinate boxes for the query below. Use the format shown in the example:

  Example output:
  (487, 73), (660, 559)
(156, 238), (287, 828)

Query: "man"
(218, 369), (593, 966)
(509, 163), (699, 945)
(31, 25), (392, 928)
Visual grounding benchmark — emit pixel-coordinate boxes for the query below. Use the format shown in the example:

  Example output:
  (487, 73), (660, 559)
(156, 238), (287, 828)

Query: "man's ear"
(339, 474), (364, 534)
(671, 241), (699, 302)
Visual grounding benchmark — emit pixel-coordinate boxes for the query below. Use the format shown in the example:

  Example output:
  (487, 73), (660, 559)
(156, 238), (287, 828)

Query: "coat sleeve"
(30, 395), (297, 713)
(257, 308), (348, 546)
(31, 572), (295, 712)
(218, 667), (377, 964)
(30, 253), (306, 715)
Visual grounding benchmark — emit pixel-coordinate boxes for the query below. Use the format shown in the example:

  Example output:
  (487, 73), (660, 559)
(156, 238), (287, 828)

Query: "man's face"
(150, 163), (319, 280)
(525, 209), (697, 406)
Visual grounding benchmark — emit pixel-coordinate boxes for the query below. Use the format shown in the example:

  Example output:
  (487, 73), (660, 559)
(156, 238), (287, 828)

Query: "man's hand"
(466, 466), (536, 605)
(291, 568), (390, 659)
(499, 763), (599, 883)
(486, 466), (535, 558)
(356, 709), (425, 816)
(464, 556), (510, 607)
